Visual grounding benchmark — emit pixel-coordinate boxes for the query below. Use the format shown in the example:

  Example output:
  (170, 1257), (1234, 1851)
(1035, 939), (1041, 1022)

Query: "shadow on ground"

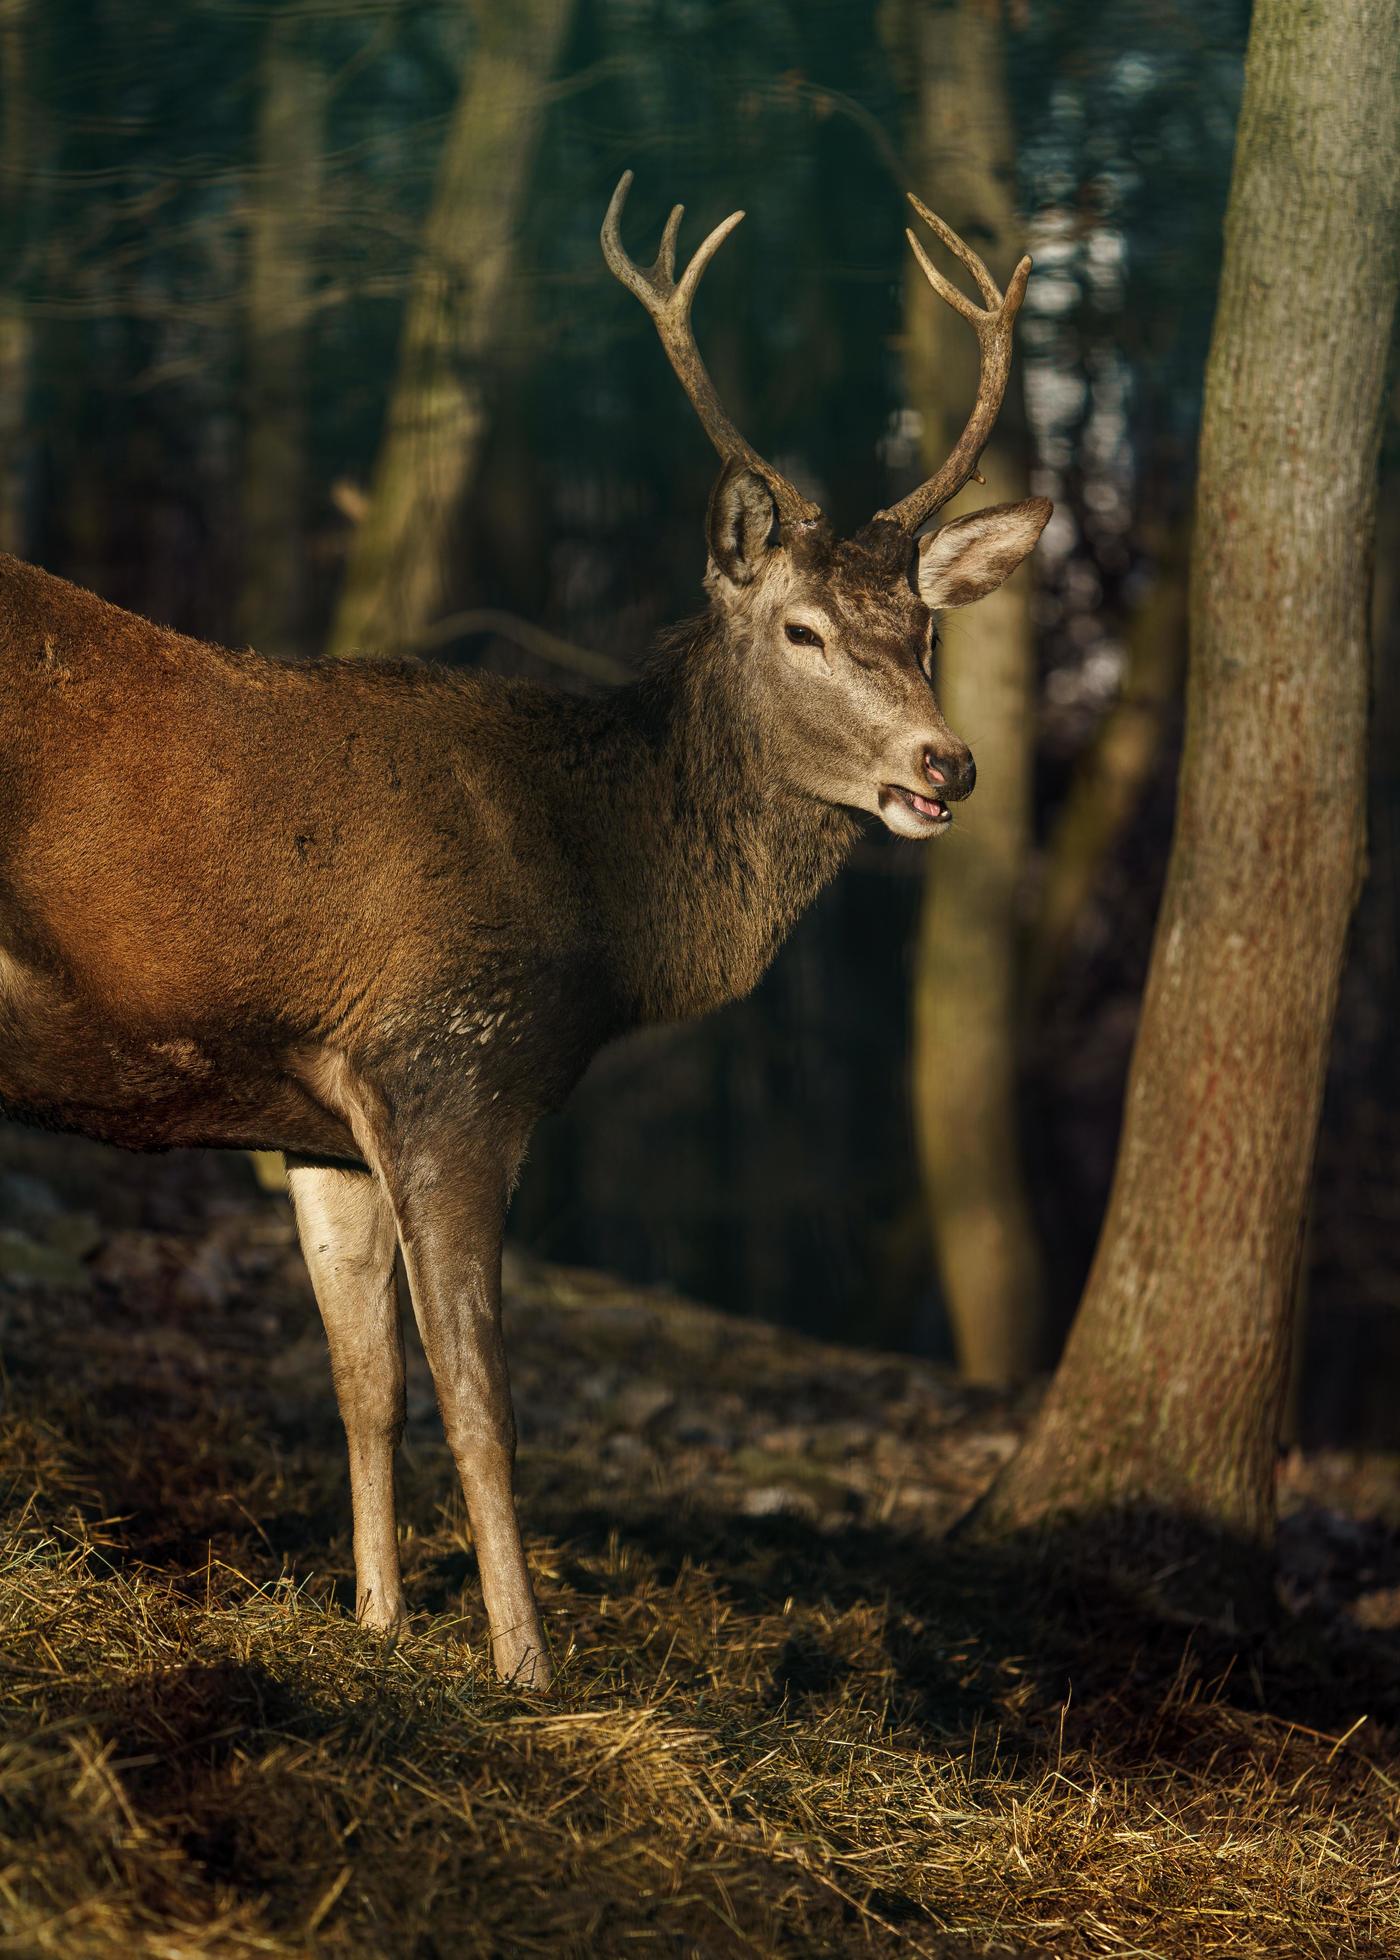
(1, 1121), (1398, 1956)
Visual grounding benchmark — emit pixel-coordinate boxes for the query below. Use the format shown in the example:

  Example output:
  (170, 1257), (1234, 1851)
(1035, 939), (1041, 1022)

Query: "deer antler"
(875, 193), (1032, 534)
(602, 171), (822, 530)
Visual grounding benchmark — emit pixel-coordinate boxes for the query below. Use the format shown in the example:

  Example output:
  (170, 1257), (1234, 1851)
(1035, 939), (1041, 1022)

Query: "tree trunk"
(326, 0), (573, 661)
(970, 0), (1400, 1601)
(888, 0), (1047, 1384)
(239, 9), (325, 658)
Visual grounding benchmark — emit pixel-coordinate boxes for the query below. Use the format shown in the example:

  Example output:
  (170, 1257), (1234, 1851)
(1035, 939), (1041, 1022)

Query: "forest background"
(1, 0), (1395, 1438)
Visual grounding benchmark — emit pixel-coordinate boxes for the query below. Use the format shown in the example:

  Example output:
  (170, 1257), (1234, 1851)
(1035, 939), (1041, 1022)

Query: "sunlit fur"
(0, 471), (1044, 1686)
(705, 507), (972, 838)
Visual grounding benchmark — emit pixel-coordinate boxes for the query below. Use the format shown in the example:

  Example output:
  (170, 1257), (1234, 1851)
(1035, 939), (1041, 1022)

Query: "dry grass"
(0, 1128), (1397, 1956)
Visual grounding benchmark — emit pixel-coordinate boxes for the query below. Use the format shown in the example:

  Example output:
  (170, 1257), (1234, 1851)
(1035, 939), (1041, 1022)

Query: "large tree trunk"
(239, 9), (325, 658)
(971, 0), (1400, 1599)
(326, 0), (573, 661)
(888, 0), (1047, 1384)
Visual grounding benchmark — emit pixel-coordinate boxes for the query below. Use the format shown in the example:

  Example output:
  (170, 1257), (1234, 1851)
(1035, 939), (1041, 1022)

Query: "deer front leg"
(286, 1157), (406, 1633)
(384, 1141), (550, 1690)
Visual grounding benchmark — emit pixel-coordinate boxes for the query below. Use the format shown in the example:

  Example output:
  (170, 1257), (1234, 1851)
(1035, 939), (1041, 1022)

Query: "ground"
(0, 1123), (1397, 1958)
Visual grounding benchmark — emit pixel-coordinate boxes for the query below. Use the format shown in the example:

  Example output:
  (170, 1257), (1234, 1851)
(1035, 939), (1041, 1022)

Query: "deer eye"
(921, 623), (939, 678)
(784, 622), (825, 649)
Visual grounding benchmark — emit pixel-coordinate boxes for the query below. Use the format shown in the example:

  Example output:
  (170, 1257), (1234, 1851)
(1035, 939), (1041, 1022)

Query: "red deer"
(0, 176), (1048, 1686)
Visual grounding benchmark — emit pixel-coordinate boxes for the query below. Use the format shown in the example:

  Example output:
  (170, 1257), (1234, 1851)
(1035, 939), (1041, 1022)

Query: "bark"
(239, 9), (325, 657)
(971, 0), (1400, 1593)
(326, 0), (573, 660)
(889, 0), (1047, 1384)
(0, 0), (30, 557)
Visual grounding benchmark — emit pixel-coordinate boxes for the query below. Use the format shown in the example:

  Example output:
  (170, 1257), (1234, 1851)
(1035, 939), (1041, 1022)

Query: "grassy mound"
(0, 1126), (1397, 1956)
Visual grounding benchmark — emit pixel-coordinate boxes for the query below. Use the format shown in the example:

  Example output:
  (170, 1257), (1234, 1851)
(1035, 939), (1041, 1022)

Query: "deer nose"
(924, 747), (976, 801)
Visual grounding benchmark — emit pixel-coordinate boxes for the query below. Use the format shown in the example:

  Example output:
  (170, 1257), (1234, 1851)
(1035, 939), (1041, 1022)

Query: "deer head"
(603, 174), (1051, 840)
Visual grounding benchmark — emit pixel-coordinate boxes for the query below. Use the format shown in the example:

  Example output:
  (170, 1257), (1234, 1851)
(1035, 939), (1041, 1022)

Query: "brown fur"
(0, 554), (853, 1156)
(0, 467), (1045, 1685)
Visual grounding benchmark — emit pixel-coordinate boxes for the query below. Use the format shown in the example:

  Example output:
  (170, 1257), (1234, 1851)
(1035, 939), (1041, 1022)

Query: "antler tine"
(655, 202), (685, 285)
(674, 206), (746, 308)
(904, 230), (983, 326)
(601, 171), (821, 529)
(876, 193), (1033, 535)
(907, 192), (1001, 308)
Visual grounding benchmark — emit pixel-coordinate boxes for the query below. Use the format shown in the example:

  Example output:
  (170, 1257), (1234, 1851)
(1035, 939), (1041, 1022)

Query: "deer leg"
(286, 1157), (406, 1633)
(384, 1146), (550, 1689)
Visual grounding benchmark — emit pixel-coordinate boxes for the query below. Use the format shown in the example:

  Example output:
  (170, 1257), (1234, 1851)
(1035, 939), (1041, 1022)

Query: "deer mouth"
(879, 783), (951, 834)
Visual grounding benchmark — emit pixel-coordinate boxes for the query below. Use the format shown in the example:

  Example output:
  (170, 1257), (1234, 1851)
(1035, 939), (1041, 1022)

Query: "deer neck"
(581, 619), (858, 1025)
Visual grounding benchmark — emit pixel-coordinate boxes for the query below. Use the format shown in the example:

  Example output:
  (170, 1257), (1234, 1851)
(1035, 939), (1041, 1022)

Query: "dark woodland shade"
(0, 0), (1393, 1439)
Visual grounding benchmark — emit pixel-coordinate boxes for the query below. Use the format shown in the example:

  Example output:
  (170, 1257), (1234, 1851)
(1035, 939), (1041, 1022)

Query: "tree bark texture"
(240, 10), (325, 657)
(975, 0), (1400, 1558)
(890, 0), (1047, 1384)
(326, 0), (573, 661)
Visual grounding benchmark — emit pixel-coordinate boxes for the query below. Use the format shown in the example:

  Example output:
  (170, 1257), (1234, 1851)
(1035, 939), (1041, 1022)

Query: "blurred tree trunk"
(1028, 513), (1190, 1001)
(239, 8), (325, 657)
(327, 0), (573, 660)
(970, 0), (1400, 1605)
(0, 0), (30, 556)
(885, 0), (1046, 1384)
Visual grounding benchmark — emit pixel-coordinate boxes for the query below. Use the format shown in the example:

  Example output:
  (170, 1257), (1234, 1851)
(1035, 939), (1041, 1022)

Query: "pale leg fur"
(392, 1170), (551, 1690)
(287, 1159), (407, 1633)
(287, 1049), (550, 1688)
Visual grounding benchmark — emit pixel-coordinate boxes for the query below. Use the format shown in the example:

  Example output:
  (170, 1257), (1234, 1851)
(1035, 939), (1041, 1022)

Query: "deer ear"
(916, 497), (1052, 609)
(707, 461), (779, 586)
